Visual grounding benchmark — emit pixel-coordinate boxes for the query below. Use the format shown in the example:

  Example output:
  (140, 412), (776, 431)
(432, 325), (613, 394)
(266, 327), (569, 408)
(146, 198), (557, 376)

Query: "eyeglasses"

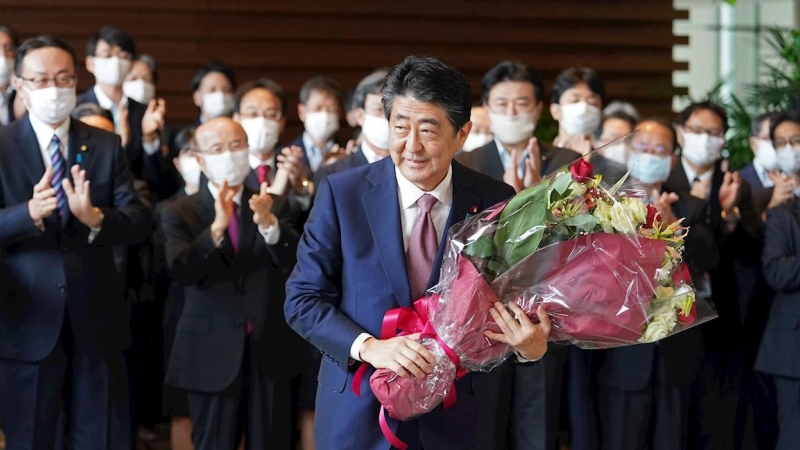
(18, 74), (77, 89)
(774, 136), (800, 148)
(197, 141), (249, 154)
(683, 124), (724, 138)
(631, 142), (671, 155)
(241, 109), (282, 121)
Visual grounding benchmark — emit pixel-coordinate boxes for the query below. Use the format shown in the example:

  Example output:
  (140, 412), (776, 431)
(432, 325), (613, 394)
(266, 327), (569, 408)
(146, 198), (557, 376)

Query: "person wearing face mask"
(188, 61), (237, 126)
(550, 67), (606, 156)
(461, 105), (492, 152)
(755, 110), (800, 450)
(457, 61), (579, 195)
(595, 110), (636, 165)
(594, 118), (719, 450)
(0, 35), (152, 449)
(741, 112), (787, 200)
(290, 76), (343, 173)
(161, 117), (303, 449)
(666, 101), (762, 449)
(315, 69), (391, 187)
(123, 54), (157, 106)
(76, 26), (172, 202)
(0, 24), (19, 126)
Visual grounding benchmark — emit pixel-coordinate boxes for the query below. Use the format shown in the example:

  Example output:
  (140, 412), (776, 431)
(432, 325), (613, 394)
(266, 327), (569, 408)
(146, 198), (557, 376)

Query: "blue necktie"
(49, 134), (69, 224)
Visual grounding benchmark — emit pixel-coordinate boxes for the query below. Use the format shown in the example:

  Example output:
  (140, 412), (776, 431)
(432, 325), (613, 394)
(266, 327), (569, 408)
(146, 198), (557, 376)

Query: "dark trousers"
(0, 324), (130, 450)
(566, 347), (599, 450)
(598, 365), (690, 450)
(774, 376), (800, 450)
(187, 340), (292, 450)
(509, 344), (569, 450)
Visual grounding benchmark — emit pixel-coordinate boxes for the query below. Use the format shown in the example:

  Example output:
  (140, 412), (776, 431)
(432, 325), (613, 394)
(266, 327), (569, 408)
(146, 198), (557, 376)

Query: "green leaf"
(551, 172), (573, 196)
(564, 214), (598, 233)
(493, 182), (549, 268)
(463, 235), (494, 259)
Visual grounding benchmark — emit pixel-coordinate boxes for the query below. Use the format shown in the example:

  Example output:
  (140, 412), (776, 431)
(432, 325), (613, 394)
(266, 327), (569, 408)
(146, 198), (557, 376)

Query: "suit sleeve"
(0, 193), (43, 249)
(161, 202), (229, 285)
(284, 177), (368, 368)
(90, 136), (153, 246)
(762, 207), (800, 292)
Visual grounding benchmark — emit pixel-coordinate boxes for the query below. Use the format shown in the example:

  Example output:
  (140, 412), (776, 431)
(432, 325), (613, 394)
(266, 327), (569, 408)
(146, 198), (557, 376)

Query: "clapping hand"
(767, 170), (796, 209)
(719, 171), (741, 211)
(654, 191), (680, 226)
(28, 167), (57, 226)
(210, 180), (236, 241)
(249, 182), (275, 229)
(62, 165), (102, 228)
(142, 98), (167, 144)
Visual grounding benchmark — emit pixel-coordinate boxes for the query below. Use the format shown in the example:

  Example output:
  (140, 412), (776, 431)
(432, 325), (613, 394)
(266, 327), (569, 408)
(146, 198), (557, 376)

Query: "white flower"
(639, 308), (678, 343)
(571, 183), (586, 196)
(620, 197), (647, 226)
(592, 201), (615, 233)
(609, 201), (637, 234)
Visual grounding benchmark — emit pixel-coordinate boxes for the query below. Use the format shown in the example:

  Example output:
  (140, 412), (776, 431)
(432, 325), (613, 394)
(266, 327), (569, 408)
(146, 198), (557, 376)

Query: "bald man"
(160, 118), (304, 449)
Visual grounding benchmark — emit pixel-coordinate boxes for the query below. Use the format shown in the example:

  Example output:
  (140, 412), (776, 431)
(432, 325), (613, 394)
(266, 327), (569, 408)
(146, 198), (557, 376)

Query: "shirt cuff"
(514, 350), (542, 364)
(142, 137), (161, 156)
(257, 213), (281, 245)
(87, 225), (102, 243)
(350, 332), (374, 362)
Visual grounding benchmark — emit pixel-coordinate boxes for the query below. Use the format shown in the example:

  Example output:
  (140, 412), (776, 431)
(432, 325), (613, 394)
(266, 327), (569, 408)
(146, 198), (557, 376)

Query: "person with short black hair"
(0, 24), (20, 125)
(123, 54), (158, 106)
(456, 61), (579, 193)
(1, 34), (152, 449)
(286, 55), (550, 450)
(550, 67), (606, 155)
(290, 76), (343, 173)
(190, 61), (237, 125)
(595, 110), (637, 165)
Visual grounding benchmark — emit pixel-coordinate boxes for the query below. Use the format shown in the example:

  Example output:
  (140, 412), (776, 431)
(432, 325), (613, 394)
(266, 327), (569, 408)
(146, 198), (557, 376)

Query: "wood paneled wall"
(1, 0), (687, 135)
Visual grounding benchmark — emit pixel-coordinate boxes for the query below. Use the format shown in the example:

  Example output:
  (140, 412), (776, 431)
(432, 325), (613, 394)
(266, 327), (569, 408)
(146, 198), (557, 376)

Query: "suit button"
(58, 284), (66, 293)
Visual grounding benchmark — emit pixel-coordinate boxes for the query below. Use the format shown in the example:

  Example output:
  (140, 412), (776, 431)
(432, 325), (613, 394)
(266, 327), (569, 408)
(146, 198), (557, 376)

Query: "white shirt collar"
(302, 131), (334, 152)
(29, 113), (70, 155)
(395, 164), (453, 211)
(206, 181), (244, 205)
(360, 141), (385, 164)
(751, 159), (774, 188)
(681, 157), (713, 184)
(249, 151), (275, 171)
(93, 84), (128, 111)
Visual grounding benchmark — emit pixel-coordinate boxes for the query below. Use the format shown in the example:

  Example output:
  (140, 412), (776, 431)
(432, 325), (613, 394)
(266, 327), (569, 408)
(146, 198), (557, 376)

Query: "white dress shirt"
(0, 85), (13, 126)
(349, 165), (454, 361)
(206, 182), (280, 246)
(752, 158), (775, 189)
(94, 85), (160, 155)
(302, 131), (334, 173)
(360, 141), (386, 164)
(681, 157), (714, 199)
(249, 152), (276, 172)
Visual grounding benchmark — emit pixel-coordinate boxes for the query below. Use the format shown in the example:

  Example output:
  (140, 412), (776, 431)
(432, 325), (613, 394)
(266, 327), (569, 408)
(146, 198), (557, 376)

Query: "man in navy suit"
(314, 68), (391, 186)
(0, 35), (152, 449)
(285, 55), (552, 450)
(76, 26), (172, 200)
(289, 76), (343, 173)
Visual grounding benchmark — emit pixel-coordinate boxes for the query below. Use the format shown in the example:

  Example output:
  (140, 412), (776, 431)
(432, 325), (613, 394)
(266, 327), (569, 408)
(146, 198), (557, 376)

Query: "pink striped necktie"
(406, 194), (439, 300)
(227, 202), (240, 253)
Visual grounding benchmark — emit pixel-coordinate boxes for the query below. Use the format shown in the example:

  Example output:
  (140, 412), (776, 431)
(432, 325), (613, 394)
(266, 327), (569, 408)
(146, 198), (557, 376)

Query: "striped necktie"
(49, 134), (69, 224)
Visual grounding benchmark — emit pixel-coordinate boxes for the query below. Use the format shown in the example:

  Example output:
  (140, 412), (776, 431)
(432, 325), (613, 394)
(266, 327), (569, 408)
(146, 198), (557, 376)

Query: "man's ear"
(455, 121), (473, 149)
(193, 91), (203, 109)
(85, 56), (95, 74)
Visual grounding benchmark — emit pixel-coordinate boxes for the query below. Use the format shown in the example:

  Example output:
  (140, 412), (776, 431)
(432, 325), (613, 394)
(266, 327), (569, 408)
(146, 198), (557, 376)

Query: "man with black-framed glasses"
(0, 35), (151, 450)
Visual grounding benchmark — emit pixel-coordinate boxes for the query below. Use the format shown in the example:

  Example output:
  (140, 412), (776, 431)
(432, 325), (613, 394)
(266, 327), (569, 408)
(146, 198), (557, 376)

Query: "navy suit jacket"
(76, 88), (172, 200)
(756, 198), (800, 378)
(739, 163), (765, 192)
(285, 158), (515, 450)
(0, 115), (152, 361)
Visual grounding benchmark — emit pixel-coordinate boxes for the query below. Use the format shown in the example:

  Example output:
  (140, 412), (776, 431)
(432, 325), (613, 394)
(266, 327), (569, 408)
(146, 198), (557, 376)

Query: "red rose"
(644, 205), (661, 229)
(678, 303), (697, 326)
(570, 158), (594, 182)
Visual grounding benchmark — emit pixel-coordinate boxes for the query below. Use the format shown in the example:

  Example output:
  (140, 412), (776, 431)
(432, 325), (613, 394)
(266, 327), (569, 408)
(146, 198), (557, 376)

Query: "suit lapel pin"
(466, 205), (479, 220)
(77, 145), (88, 164)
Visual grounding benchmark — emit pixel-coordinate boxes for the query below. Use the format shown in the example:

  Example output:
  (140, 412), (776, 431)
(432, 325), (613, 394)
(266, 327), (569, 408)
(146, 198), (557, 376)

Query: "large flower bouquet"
(362, 154), (717, 442)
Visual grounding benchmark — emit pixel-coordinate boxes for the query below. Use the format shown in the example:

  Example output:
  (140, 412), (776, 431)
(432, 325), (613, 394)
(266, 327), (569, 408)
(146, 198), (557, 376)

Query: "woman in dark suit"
(757, 110), (800, 450)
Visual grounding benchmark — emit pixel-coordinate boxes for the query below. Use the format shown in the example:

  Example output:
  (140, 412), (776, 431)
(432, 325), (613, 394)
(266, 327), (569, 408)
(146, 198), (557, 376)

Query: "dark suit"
(161, 184), (303, 449)
(289, 133), (313, 170)
(595, 191), (719, 450)
(757, 198), (800, 449)
(314, 147), (369, 186)
(664, 158), (762, 449)
(76, 88), (174, 201)
(285, 158), (515, 450)
(455, 139), (579, 182)
(1, 89), (16, 126)
(0, 115), (152, 449)
(740, 163), (766, 192)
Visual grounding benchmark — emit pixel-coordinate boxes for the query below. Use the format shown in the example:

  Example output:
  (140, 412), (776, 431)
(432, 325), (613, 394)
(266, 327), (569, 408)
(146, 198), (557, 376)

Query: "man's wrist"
(87, 207), (104, 228)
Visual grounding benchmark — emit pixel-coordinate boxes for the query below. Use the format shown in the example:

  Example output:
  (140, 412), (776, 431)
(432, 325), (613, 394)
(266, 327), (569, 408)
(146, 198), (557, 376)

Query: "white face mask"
(92, 56), (131, 87)
(202, 92), (234, 119)
(601, 142), (629, 165)
(776, 144), (800, 175)
(178, 155), (202, 188)
(488, 111), (535, 146)
(361, 113), (390, 150)
(627, 152), (672, 184)
(202, 150), (251, 187)
(122, 79), (155, 105)
(0, 57), (13, 86)
(240, 117), (280, 155)
(25, 86), (76, 125)
(681, 130), (724, 168)
(754, 139), (779, 172)
(463, 132), (493, 152)
(304, 111), (339, 142)
(559, 101), (602, 136)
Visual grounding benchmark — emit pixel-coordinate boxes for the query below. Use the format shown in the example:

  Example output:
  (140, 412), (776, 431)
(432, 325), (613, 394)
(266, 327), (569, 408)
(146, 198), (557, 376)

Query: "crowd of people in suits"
(0, 22), (798, 450)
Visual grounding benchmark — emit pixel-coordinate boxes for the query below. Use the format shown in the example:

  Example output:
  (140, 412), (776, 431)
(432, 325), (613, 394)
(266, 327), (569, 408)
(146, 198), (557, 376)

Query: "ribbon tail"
(352, 364), (368, 397)
(379, 405), (408, 450)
